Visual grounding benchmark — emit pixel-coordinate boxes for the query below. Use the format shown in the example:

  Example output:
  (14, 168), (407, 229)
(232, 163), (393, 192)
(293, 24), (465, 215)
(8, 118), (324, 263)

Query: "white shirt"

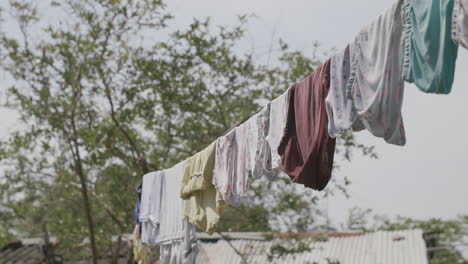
(139, 171), (164, 244)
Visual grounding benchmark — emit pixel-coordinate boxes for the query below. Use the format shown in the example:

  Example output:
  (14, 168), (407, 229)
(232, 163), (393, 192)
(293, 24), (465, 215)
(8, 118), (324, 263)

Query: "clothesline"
(132, 0), (468, 263)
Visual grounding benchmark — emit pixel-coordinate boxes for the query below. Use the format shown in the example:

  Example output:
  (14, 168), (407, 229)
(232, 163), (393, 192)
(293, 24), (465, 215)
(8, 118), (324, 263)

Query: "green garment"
(180, 141), (226, 234)
(402, 0), (459, 94)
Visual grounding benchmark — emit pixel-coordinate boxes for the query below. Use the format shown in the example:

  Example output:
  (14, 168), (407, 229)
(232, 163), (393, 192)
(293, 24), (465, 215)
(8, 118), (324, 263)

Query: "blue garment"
(134, 182), (142, 225)
(402, 0), (459, 94)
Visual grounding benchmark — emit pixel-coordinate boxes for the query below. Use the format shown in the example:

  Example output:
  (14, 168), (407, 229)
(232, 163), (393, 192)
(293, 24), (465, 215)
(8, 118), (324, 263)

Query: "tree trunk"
(74, 149), (99, 264)
(111, 235), (122, 264)
(70, 116), (99, 264)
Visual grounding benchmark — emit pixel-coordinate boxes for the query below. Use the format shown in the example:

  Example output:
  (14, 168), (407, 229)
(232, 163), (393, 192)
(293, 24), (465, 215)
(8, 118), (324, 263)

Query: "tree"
(343, 207), (468, 264)
(0, 0), (375, 261)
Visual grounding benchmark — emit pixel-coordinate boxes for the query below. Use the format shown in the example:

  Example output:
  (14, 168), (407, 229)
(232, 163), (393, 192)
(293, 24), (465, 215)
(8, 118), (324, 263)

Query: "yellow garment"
(132, 224), (150, 264)
(181, 141), (226, 234)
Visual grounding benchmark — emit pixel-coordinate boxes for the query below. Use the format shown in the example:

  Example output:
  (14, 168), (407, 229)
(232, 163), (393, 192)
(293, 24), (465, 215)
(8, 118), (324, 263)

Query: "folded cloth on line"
(266, 88), (289, 172)
(278, 59), (336, 191)
(213, 128), (239, 205)
(213, 103), (276, 206)
(181, 141), (226, 234)
(250, 104), (276, 181)
(139, 170), (164, 244)
(403, 0), (459, 94)
(327, 0), (406, 146)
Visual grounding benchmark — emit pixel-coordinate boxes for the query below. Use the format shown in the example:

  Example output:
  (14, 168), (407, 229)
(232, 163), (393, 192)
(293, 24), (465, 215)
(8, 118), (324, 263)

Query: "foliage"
(379, 216), (468, 264)
(216, 203), (271, 232)
(267, 237), (311, 262)
(344, 207), (468, 264)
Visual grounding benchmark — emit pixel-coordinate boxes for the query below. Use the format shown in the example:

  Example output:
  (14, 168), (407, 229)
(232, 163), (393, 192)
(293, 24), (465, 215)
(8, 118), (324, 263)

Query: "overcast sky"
(1, 0), (467, 223)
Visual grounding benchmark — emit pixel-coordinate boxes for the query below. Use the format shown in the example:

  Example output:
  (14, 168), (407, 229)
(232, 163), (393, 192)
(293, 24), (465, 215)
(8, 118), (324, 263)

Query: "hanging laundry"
(266, 89), (289, 171)
(326, 44), (357, 139)
(452, 0), (468, 48)
(327, 0), (406, 146)
(250, 104), (275, 181)
(403, 0), (459, 94)
(139, 171), (164, 244)
(157, 161), (198, 263)
(213, 104), (275, 206)
(213, 129), (239, 205)
(278, 60), (336, 191)
(181, 142), (226, 234)
(232, 121), (252, 203)
(134, 182), (142, 225)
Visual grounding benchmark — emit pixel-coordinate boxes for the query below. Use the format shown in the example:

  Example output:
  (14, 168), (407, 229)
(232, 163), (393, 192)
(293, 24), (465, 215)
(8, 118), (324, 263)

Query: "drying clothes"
(157, 161), (195, 243)
(403, 0), (459, 94)
(236, 105), (274, 199)
(247, 112), (260, 179)
(329, 0), (406, 146)
(160, 221), (198, 264)
(213, 120), (253, 206)
(132, 224), (150, 264)
(326, 44), (357, 139)
(181, 141), (225, 234)
(278, 60), (336, 191)
(213, 129), (239, 205)
(213, 105), (274, 206)
(452, 0), (468, 48)
(234, 115), (258, 201)
(149, 162), (197, 264)
(266, 89), (290, 171)
(251, 104), (275, 181)
(139, 170), (164, 244)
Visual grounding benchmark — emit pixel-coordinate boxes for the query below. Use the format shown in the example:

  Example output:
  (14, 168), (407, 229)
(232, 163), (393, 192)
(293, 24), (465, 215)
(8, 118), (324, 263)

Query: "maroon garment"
(278, 59), (336, 190)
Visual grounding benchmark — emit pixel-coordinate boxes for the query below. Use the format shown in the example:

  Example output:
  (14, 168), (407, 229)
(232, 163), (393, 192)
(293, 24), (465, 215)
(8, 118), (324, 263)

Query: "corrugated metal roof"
(199, 230), (428, 264)
(0, 238), (133, 264)
(197, 232), (366, 241)
(0, 242), (44, 264)
(1, 230), (428, 264)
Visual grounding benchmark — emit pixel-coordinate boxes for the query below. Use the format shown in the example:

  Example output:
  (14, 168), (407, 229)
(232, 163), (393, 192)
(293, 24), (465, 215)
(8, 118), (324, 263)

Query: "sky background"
(1, 0), (467, 224)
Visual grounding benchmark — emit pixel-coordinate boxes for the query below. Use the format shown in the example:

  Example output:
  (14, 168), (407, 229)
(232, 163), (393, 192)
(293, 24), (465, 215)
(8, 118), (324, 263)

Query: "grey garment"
(326, 44), (364, 138)
(213, 128), (239, 205)
(327, 0), (406, 146)
(453, 0), (468, 48)
(266, 89), (289, 170)
(139, 171), (164, 245)
(251, 103), (277, 181)
(160, 220), (198, 264)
